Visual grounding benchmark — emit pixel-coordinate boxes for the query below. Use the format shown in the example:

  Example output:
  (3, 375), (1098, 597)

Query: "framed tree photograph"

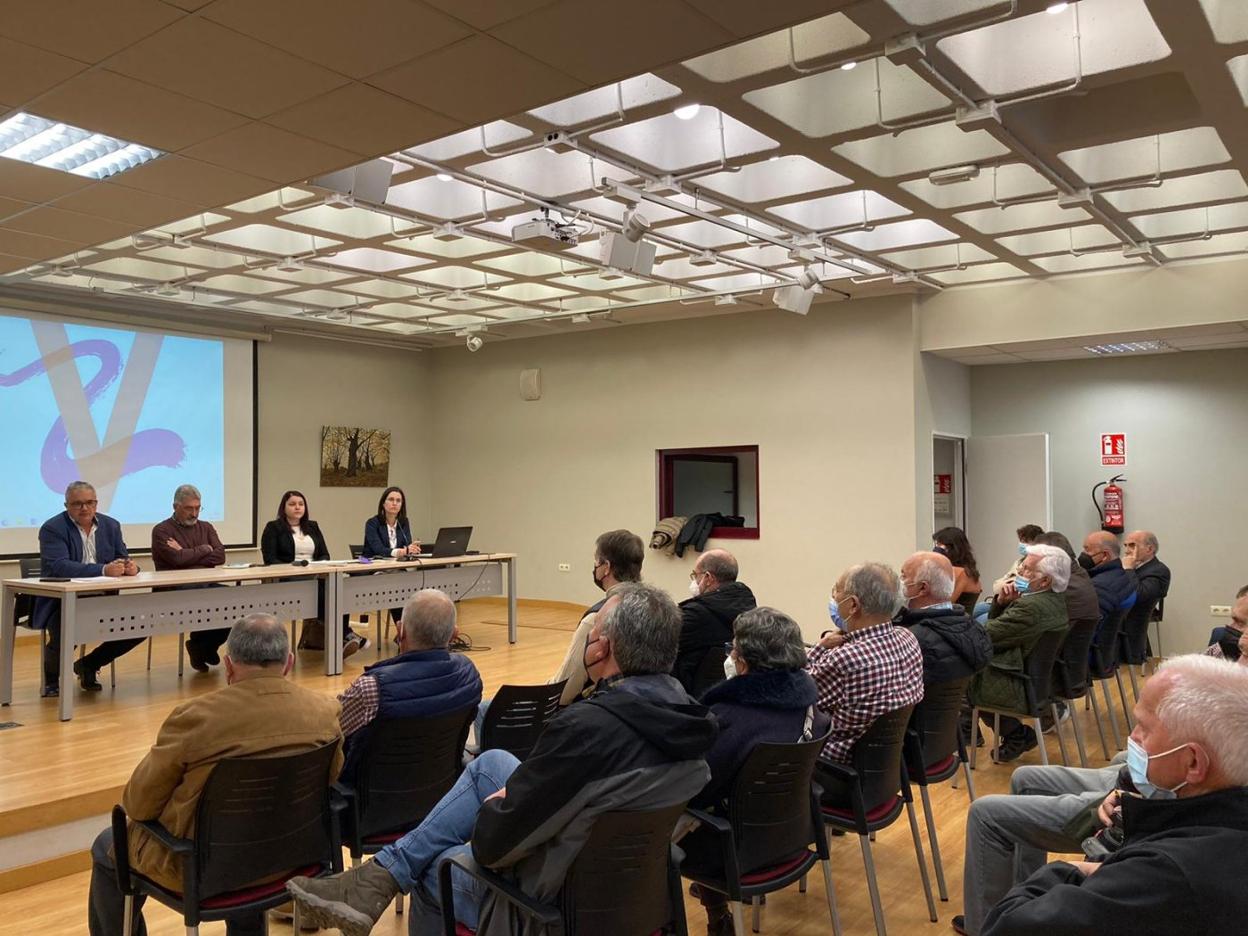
(320, 426), (391, 487)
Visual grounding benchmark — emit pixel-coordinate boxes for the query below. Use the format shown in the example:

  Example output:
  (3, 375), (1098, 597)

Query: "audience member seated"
(1205, 588), (1248, 663)
(1120, 529), (1170, 658)
(87, 614), (343, 936)
(34, 480), (142, 696)
(361, 486), (421, 633)
(682, 606), (829, 934)
(261, 489), (365, 655)
(808, 562), (923, 783)
(1080, 530), (1137, 641)
(549, 528), (644, 706)
(977, 524), (1046, 624)
(150, 483), (229, 672)
(968, 545), (1070, 762)
(897, 550), (992, 685)
(674, 549), (757, 693)
(1032, 531), (1100, 729)
(933, 527), (983, 617)
(982, 655), (1248, 935)
(286, 582), (717, 936)
(337, 589), (482, 787)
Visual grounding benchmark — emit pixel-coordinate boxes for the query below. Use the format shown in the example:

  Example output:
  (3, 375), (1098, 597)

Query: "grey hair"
(699, 551), (738, 583)
(910, 555), (954, 602)
(400, 589), (457, 650)
(174, 484), (202, 503)
(1139, 531), (1159, 551)
(599, 582), (681, 676)
(65, 480), (95, 500)
(226, 613), (289, 666)
(1026, 544), (1071, 593)
(733, 607), (807, 672)
(1155, 654), (1248, 786)
(841, 562), (904, 618)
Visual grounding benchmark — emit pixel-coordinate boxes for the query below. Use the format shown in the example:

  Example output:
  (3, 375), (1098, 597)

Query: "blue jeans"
(373, 749), (520, 935)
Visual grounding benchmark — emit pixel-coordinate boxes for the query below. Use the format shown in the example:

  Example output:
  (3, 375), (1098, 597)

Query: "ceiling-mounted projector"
(512, 208), (580, 246)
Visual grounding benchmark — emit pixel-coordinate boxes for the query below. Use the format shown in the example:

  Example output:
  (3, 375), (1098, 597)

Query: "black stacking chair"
(1050, 616), (1098, 765)
(969, 628), (1066, 768)
(1088, 607), (1131, 751)
(477, 681), (566, 761)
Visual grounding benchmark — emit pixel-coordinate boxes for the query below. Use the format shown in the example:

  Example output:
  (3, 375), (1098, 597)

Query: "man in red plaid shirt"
(807, 562), (924, 774)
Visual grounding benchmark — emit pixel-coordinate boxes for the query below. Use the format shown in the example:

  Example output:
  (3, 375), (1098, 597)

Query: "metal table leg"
(507, 558), (518, 645)
(0, 582), (15, 706)
(59, 593), (76, 721)
(325, 572), (343, 676)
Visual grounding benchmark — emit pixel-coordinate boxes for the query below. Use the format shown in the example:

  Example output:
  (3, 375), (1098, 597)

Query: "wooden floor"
(0, 600), (1137, 936)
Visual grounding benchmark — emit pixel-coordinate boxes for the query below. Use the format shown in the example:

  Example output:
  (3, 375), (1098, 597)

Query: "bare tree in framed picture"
(321, 426), (391, 487)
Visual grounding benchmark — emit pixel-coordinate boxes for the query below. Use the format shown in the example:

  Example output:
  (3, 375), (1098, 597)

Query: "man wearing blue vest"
(336, 588), (482, 786)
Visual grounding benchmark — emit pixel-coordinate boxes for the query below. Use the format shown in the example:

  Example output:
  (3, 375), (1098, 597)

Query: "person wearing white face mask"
(673, 549), (757, 695)
(981, 654), (1248, 936)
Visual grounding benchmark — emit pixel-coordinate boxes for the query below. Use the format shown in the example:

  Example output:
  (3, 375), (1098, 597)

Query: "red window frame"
(657, 445), (760, 540)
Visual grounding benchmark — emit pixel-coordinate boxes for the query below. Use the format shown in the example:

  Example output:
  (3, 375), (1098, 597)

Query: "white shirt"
(291, 528), (315, 561)
(78, 521), (98, 565)
(387, 524), (398, 549)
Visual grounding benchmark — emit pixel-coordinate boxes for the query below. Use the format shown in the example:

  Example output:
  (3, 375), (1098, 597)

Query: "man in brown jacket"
(87, 613), (343, 936)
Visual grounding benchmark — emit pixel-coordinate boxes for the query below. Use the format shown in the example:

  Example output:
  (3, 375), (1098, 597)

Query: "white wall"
(970, 348), (1248, 654)
(428, 296), (922, 639)
(913, 345), (972, 543)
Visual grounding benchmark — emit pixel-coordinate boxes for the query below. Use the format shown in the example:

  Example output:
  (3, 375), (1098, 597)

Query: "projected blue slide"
(0, 314), (224, 529)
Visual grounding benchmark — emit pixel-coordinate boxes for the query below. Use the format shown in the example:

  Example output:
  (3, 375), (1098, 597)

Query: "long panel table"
(0, 553), (516, 721)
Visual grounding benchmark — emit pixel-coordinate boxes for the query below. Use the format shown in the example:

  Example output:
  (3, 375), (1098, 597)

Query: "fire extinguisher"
(1093, 474), (1126, 534)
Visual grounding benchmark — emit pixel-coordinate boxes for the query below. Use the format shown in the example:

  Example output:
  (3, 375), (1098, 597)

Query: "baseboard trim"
(0, 850), (91, 893)
(460, 596), (584, 613)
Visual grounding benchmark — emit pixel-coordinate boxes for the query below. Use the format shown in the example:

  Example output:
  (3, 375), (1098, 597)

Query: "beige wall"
(427, 295), (923, 640)
(970, 348), (1248, 654)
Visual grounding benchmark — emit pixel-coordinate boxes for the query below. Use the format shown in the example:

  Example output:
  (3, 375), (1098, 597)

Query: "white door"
(966, 433), (1051, 586)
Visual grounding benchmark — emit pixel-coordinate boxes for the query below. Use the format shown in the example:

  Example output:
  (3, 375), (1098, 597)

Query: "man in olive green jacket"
(971, 544), (1070, 761)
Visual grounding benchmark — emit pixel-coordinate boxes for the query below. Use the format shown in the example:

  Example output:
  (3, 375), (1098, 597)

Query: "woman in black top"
(260, 490), (366, 655)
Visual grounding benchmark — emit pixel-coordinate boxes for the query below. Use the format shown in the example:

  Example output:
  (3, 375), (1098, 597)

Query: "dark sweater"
(151, 518), (225, 571)
(895, 605), (993, 685)
(674, 581), (758, 692)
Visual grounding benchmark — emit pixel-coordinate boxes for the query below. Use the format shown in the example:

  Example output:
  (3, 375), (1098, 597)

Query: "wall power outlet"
(557, 563), (571, 572)
(1210, 605), (1232, 617)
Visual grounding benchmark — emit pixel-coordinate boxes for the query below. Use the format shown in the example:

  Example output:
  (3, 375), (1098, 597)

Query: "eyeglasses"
(67, 500), (98, 509)
(689, 570), (704, 581)
(723, 642), (735, 656)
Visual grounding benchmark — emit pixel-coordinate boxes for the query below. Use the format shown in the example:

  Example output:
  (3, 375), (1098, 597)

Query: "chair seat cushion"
(924, 754), (958, 780)
(740, 851), (813, 884)
(822, 795), (903, 828)
(455, 925), (475, 936)
(200, 864), (323, 909)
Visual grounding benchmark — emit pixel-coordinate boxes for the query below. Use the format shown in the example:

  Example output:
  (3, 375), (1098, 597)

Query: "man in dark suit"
(33, 480), (142, 696)
(1122, 530), (1171, 661)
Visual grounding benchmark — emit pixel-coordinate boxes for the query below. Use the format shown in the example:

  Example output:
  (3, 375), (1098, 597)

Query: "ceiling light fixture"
(570, 313), (591, 324)
(601, 209), (656, 275)
(0, 112), (163, 180)
(673, 103), (702, 121)
(435, 172), (454, 182)
(1046, 2), (1070, 13)
(466, 333), (484, 352)
(431, 223), (464, 242)
(772, 267), (823, 316)
(840, 61), (857, 71)
(1084, 340), (1173, 355)
(928, 165), (981, 186)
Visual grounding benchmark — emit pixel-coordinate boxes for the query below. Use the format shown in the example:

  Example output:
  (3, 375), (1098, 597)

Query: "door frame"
(932, 432), (968, 532)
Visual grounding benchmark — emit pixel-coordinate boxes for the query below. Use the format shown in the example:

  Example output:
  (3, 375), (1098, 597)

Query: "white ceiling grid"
(6, 0), (1248, 348)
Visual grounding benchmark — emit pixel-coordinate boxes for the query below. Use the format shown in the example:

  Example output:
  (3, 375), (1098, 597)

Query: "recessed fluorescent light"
(840, 61), (857, 71)
(0, 112), (163, 180)
(435, 172), (454, 182)
(1083, 340), (1173, 355)
(673, 104), (702, 121)
(1046, 2), (1070, 13)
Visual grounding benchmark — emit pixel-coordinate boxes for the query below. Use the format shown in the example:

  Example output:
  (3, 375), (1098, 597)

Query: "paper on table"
(70, 576), (117, 583)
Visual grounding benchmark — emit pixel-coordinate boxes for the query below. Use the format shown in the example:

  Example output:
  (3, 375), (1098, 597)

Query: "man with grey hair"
(1121, 529), (1170, 664)
(288, 582), (717, 936)
(983, 654), (1248, 934)
(336, 589), (482, 786)
(151, 483), (229, 671)
(807, 562), (924, 768)
(675, 548), (757, 694)
(897, 551), (992, 686)
(87, 613), (342, 936)
(33, 480), (142, 695)
(970, 544), (1071, 763)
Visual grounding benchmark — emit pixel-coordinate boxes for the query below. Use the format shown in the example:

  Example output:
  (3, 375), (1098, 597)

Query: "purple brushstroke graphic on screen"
(0, 338), (185, 494)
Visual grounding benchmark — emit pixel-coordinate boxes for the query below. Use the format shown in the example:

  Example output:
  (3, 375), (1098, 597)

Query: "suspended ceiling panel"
(1100, 169), (1248, 212)
(1196, 0), (1248, 44)
(681, 13), (871, 82)
(898, 164), (1055, 209)
(527, 74), (682, 126)
(696, 156), (851, 202)
(882, 0), (1003, 27)
(1129, 201), (1248, 238)
(995, 224), (1120, 256)
(928, 261), (1028, 285)
(955, 202), (1092, 235)
(1057, 127), (1230, 185)
(832, 123), (1009, 177)
(589, 108), (778, 171)
(767, 190), (909, 229)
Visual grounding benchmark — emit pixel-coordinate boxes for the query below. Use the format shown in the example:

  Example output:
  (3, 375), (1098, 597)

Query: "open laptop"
(417, 526), (473, 558)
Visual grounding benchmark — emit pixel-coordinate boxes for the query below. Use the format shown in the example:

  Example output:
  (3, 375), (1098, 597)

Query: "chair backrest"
(1089, 607), (1127, 676)
(1052, 617), (1097, 699)
(349, 544), (364, 559)
(851, 704), (915, 811)
(690, 644), (727, 698)
(955, 591), (981, 618)
(727, 733), (827, 875)
(193, 742), (339, 901)
(561, 803), (687, 936)
(354, 706), (475, 840)
(19, 557), (41, 578)
(907, 675), (973, 776)
(1019, 628), (1064, 714)
(15, 557), (41, 626)
(479, 682), (566, 760)
(1118, 604), (1154, 665)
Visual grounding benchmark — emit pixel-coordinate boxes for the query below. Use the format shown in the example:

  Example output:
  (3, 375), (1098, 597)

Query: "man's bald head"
(901, 551), (955, 610)
(398, 589), (457, 652)
(1124, 530), (1159, 566)
(693, 549), (738, 595)
(1082, 531), (1119, 563)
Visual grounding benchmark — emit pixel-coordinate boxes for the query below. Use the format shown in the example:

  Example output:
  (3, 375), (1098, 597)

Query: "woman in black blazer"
(362, 487), (421, 635)
(261, 490), (365, 654)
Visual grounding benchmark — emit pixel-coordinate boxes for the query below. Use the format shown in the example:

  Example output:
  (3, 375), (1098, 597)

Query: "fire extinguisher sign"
(1100, 433), (1127, 466)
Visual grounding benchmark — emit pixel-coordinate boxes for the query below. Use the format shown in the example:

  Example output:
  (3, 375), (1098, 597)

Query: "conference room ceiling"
(4, 0), (1248, 349)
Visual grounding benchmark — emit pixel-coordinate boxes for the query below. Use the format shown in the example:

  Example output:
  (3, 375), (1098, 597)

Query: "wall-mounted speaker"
(520, 368), (542, 401)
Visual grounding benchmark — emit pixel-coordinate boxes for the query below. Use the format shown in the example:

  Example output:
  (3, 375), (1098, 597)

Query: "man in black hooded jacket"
(897, 551), (993, 684)
(674, 549), (757, 693)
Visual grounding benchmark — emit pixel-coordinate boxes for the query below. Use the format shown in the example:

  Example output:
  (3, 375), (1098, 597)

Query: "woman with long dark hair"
(933, 526), (983, 616)
(363, 486), (420, 559)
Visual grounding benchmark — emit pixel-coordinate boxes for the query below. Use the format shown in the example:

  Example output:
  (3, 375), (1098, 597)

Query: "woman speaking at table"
(261, 489), (366, 656)
(362, 486), (421, 640)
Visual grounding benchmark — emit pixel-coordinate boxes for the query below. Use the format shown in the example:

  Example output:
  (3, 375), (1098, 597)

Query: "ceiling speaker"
(520, 368), (542, 401)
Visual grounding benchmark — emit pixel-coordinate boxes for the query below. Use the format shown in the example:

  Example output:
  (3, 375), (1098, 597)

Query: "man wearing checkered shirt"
(806, 562), (924, 784)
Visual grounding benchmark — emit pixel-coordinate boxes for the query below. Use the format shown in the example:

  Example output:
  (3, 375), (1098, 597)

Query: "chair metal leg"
(992, 712), (1002, 763)
(961, 759), (978, 802)
(1069, 699), (1090, 768)
(186, 927), (198, 936)
(918, 784), (947, 900)
(178, 633), (185, 677)
(752, 895), (760, 933)
(1115, 669), (1135, 731)
(1031, 718), (1049, 766)
(1100, 679), (1124, 749)
(905, 801), (939, 923)
(1049, 705), (1070, 766)
(1088, 687), (1112, 761)
(123, 895), (133, 936)
(146, 637), (152, 670)
(799, 874), (807, 893)
(110, 660), (116, 689)
(730, 901), (746, 936)
(819, 857), (843, 936)
(1128, 664), (1140, 701)
(858, 834), (888, 936)
(968, 707), (980, 770)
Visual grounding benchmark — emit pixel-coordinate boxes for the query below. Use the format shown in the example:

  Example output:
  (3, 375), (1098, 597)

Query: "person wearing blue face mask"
(982, 654), (1248, 936)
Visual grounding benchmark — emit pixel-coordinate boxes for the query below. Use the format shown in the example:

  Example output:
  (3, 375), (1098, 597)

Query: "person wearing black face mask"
(1080, 531), (1137, 646)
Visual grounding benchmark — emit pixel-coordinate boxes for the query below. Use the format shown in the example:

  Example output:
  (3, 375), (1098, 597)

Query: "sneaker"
(342, 635), (362, 659)
(40, 684), (59, 698)
(993, 727), (1039, 764)
(951, 914), (969, 935)
(287, 862), (400, 936)
(72, 658), (102, 691)
(1041, 702), (1069, 734)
